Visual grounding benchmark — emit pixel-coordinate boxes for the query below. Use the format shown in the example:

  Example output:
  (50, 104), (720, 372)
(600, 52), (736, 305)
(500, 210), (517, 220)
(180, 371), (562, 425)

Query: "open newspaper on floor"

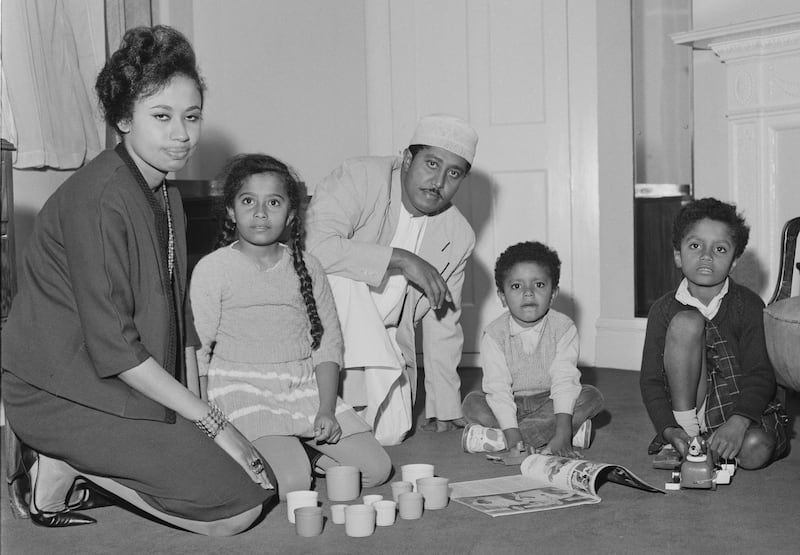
(449, 453), (664, 517)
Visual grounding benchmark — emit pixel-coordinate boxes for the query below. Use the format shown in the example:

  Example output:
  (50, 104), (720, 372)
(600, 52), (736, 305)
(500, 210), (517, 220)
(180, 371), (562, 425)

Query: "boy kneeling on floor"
(640, 198), (789, 470)
(461, 241), (604, 459)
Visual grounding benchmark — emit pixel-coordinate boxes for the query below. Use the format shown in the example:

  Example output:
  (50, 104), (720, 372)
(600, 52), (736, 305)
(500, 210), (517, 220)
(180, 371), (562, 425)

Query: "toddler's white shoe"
(572, 419), (592, 449)
(461, 424), (507, 453)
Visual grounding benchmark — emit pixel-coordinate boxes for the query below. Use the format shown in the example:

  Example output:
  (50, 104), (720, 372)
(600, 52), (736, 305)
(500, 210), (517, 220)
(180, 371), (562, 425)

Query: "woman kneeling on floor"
(1, 25), (275, 536)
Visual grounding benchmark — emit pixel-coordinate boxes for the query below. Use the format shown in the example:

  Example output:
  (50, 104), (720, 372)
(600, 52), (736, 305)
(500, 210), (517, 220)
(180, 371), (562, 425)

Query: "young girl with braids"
(190, 154), (391, 499)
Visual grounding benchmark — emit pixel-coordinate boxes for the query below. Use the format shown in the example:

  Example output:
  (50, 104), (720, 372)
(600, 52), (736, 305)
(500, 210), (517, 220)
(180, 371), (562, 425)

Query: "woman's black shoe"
(301, 443), (326, 478)
(26, 449), (97, 528)
(6, 425), (31, 518)
(66, 481), (113, 511)
(30, 508), (96, 528)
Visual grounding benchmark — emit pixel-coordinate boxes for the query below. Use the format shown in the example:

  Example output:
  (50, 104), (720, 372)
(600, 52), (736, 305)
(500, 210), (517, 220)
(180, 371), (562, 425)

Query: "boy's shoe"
(461, 424), (507, 453)
(647, 434), (668, 455)
(571, 419), (592, 449)
(652, 444), (682, 469)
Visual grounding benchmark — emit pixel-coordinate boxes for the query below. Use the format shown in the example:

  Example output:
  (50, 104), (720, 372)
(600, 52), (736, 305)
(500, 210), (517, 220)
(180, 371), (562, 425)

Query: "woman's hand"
(214, 425), (274, 489)
(117, 359), (273, 488)
(313, 411), (342, 444)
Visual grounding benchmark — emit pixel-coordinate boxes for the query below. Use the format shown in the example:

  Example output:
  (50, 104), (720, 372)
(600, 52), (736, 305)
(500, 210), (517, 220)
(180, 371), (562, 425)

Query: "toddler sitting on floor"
(461, 241), (604, 459)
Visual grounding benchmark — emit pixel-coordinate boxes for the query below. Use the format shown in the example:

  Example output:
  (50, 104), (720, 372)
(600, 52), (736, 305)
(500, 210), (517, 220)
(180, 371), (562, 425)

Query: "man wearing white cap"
(306, 114), (478, 445)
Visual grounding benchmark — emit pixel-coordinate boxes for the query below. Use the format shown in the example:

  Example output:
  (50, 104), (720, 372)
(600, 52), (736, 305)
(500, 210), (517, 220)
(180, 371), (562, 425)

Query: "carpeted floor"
(2, 367), (799, 555)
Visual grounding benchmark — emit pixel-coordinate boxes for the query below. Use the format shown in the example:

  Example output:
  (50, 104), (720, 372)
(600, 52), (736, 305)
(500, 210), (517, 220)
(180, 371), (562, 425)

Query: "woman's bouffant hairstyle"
(494, 241), (562, 291)
(95, 25), (205, 132)
(671, 197), (750, 259)
(214, 154), (323, 350)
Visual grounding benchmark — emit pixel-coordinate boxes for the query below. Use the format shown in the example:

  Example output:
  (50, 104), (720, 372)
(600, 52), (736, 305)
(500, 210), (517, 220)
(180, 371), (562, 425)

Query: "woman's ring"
(250, 459), (264, 473)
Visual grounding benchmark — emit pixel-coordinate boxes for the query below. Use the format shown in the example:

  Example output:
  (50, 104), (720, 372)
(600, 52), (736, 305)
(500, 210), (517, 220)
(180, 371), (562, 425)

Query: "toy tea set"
(289, 463), (450, 538)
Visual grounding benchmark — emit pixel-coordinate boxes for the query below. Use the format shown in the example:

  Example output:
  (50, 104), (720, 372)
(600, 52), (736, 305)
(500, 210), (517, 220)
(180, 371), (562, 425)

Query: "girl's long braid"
(288, 213), (323, 350)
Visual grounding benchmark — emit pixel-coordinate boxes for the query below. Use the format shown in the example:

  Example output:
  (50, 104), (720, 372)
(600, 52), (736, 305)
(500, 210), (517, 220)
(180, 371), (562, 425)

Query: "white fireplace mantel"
(671, 13), (800, 53)
(672, 13), (800, 304)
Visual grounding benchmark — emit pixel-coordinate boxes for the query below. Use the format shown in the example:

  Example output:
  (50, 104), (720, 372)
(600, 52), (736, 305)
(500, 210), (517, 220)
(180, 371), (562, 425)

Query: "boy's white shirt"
(674, 277), (730, 320)
(480, 312), (581, 431)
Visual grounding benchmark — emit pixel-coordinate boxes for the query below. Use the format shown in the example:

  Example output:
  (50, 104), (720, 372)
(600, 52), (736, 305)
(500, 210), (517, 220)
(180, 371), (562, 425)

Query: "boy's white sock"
(697, 399), (708, 433)
(673, 409), (700, 437)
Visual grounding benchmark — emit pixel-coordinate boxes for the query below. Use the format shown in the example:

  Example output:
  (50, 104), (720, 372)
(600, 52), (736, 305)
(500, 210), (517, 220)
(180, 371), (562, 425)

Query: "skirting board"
(594, 317), (648, 371)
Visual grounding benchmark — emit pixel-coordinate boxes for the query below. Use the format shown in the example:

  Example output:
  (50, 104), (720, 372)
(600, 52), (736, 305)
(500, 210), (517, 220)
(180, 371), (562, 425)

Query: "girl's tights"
(254, 431), (391, 500)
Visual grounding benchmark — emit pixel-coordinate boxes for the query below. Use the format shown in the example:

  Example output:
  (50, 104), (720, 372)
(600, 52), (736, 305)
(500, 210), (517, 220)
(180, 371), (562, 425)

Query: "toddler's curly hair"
(494, 241), (561, 290)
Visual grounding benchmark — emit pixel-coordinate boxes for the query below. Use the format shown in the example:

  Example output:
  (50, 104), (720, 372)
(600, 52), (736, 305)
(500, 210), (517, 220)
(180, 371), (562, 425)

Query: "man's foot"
(301, 443), (327, 478)
(420, 417), (467, 432)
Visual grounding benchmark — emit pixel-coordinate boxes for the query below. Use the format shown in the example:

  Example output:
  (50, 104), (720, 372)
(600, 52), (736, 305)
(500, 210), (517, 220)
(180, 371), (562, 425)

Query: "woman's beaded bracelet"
(194, 404), (229, 439)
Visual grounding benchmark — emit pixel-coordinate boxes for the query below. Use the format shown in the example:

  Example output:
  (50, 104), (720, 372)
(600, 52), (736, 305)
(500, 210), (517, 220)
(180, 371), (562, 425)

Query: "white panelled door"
(366, 0), (573, 362)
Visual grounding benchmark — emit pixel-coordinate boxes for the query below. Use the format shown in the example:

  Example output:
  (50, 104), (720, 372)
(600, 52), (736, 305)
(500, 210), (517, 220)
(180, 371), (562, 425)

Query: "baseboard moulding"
(594, 317), (648, 371)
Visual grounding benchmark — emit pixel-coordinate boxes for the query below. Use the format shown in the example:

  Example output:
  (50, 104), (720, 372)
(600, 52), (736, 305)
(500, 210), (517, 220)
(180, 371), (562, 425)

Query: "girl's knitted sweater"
(190, 244), (343, 376)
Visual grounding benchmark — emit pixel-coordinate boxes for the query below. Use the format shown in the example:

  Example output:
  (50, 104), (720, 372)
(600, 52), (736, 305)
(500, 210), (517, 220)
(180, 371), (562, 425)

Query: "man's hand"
(389, 248), (452, 309)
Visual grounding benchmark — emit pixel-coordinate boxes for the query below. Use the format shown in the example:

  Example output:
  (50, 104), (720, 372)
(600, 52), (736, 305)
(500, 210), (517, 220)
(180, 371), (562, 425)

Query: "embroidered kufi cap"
(410, 114), (478, 165)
